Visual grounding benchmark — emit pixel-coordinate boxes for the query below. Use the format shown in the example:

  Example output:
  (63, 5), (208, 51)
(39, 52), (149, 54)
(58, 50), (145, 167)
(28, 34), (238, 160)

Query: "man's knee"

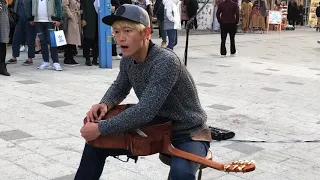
(170, 163), (197, 180)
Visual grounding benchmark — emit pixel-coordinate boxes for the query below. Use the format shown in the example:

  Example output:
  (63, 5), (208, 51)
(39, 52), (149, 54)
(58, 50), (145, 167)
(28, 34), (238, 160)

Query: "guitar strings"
(221, 139), (320, 143)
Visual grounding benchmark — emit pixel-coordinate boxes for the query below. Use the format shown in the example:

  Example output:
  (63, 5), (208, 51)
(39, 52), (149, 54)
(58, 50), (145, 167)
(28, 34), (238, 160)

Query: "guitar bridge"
(112, 155), (139, 163)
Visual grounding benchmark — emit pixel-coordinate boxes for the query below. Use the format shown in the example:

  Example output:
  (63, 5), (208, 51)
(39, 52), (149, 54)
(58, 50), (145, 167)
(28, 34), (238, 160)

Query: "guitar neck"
(165, 144), (225, 171)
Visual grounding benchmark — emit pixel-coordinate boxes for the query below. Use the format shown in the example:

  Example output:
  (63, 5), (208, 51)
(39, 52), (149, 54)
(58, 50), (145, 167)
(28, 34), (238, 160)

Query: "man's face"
(113, 24), (149, 57)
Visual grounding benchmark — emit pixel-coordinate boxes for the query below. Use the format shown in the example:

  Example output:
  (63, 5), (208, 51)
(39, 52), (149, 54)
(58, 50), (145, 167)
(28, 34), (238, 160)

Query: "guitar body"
(83, 104), (256, 173)
(84, 104), (173, 156)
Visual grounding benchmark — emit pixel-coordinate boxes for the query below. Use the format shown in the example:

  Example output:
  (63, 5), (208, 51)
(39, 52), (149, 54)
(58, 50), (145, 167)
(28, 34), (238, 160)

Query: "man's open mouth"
(120, 45), (129, 49)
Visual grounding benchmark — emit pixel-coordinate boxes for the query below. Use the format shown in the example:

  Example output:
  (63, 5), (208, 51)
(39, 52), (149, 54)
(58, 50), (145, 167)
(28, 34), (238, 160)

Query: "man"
(187, 0), (199, 29)
(26, 0), (63, 70)
(0, 0), (12, 76)
(216, 0), (239, 57)
(316, 2), (320, 31)
(111, 0), (132, 60)
(75, 4), (211, 180)
(154, 0), (167, 47)
(81, 0), (99, 66)
(163, 0), (181, 50)
(6, 0), (37, 66)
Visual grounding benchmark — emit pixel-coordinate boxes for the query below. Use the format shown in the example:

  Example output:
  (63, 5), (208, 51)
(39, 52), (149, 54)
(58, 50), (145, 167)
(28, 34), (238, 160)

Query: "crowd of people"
(0, 0), (200, 76)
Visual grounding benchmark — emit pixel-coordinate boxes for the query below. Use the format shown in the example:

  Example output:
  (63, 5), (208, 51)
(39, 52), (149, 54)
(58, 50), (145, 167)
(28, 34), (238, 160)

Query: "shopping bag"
(50, 27), (67, 47)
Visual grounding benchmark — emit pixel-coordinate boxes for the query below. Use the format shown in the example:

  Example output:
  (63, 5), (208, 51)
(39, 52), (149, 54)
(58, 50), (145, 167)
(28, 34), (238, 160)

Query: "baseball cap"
(102, 4), (150, 27)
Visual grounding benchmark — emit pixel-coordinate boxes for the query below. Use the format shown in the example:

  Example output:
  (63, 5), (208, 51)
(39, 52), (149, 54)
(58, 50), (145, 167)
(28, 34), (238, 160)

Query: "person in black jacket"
(316, 2), (320, 31)
(154, 0), (167, 46)
(187, 0), (198, 29)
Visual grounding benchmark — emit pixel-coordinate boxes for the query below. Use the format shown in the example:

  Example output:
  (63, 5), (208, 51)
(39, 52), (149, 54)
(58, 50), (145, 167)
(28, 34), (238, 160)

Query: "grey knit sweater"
(98, 43), (207, 138)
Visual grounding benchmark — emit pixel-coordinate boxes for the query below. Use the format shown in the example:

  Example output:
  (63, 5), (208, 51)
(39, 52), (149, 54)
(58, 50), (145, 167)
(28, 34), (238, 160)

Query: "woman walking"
(0, 0), (12, 76)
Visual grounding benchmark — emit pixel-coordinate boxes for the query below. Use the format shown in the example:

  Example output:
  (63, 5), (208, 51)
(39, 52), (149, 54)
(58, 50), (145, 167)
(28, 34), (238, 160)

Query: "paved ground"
(1, 28), (320, 180)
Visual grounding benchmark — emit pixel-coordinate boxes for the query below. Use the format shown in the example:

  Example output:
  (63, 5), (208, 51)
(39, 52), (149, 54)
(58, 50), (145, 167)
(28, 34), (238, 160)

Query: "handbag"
(49, 27), (67, 47)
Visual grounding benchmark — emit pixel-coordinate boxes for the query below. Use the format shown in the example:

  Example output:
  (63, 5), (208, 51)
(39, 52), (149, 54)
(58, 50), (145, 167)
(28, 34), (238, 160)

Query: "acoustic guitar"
(83, 104), (255, 173)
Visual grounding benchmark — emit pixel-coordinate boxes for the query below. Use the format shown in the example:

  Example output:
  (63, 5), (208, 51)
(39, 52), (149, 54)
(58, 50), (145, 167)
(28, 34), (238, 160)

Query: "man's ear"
(144, 27), (151, 40)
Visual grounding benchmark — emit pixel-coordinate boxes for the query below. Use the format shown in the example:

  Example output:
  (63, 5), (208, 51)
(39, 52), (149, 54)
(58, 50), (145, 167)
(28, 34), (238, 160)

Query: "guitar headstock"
(223, 160), (256, 173)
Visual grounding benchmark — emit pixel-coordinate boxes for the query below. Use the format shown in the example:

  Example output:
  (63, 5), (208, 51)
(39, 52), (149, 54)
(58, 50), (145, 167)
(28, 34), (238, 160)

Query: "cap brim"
(102, 15), (134, 26)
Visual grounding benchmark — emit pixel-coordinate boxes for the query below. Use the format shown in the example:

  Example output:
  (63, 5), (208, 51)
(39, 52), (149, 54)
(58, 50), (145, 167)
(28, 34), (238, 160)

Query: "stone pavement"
(1, 28), (320, 180)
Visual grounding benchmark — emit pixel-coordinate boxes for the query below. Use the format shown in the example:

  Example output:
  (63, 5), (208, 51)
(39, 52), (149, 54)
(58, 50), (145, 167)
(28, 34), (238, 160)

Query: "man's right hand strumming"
(86, 104), (108, 122)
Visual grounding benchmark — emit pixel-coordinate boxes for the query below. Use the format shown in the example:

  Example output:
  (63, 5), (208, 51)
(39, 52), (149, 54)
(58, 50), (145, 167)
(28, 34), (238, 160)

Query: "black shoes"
(0, 63), (10, 76)
(64, 58), (79, 66)
(85, 58), (92, 66)
(92, 58), (99, 66)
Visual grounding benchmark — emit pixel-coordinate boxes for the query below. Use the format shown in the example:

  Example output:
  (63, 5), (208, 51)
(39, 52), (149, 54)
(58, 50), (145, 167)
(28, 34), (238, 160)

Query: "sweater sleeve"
(235, 4), (240, 24)
(80, 0), (85, 20)
(216, 5), (221, 23)
(99, 59), (132, 111)
(54, 0), (62, 20)
(26, 0), (33, 21)
(98, 57), (180, 136)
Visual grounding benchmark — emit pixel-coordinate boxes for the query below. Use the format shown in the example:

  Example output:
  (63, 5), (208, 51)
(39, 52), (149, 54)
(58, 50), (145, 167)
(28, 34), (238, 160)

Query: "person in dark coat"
(316, 2), (320, 31)
(287, 1), (299, 28)
(187, 0), (198, 29)
(154, 0), (167, 46)
(81, 0), (99, 66)
(0, 0), (12, 76)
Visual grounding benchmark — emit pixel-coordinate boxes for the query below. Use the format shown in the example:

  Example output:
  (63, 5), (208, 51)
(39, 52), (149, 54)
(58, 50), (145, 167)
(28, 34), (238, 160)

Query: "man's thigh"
(36, 22), (54, 45)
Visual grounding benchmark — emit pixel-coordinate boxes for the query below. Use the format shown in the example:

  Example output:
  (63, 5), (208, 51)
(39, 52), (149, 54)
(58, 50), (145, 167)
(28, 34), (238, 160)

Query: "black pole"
(183, 0), (210, 66)
(184, 28), (190, 66)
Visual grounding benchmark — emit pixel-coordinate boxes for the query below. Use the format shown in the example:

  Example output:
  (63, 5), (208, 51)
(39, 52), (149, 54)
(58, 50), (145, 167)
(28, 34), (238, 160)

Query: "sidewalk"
(0, 28), (320, 180)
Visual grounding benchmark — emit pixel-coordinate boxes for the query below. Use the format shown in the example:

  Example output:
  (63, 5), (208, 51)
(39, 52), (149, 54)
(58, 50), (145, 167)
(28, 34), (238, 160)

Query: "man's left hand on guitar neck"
(80, 122), (101, 141)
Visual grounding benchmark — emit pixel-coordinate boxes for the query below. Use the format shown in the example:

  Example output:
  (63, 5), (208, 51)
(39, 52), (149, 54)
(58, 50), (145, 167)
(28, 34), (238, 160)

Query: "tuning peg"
(232, 161), (239, 164)
(248, 160), (255, 165)
(232, 164), (239, 171)
(224, 165), (231, 171)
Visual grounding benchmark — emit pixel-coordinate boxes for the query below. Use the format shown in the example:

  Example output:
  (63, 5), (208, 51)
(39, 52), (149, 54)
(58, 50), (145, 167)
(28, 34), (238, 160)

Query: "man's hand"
(81, 20), (87, 27)
(53, 21), (61, 27)
(29, 21), (35, 26)
(80, 122), (101, 141)
(86, 103), (108, 122)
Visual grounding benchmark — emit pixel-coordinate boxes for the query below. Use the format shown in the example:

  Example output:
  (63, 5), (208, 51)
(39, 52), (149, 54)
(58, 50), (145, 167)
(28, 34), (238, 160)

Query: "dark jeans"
(220, 23), (237, 55)
(75, 138), (209, 180)
(158, 20), (167, 42)
(166, 29), (177, 50)
(83, 37), (99, 59)
(12, 18), (36, 58)
(0, 43), (6, 63)
(35, 22), (59, 63)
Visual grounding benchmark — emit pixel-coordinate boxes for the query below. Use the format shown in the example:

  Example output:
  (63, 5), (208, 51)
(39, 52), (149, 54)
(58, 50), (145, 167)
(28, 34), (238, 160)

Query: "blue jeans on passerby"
(158, 20), (167, 43)
(12, 18), (36, 58)
(165, 29), (177, 50)
(35, 22), (59, 63)
(74, 138), (209, 180)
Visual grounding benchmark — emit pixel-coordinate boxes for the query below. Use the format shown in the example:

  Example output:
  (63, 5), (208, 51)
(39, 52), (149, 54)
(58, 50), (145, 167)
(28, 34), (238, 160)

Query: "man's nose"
(119, 32), (126, 42)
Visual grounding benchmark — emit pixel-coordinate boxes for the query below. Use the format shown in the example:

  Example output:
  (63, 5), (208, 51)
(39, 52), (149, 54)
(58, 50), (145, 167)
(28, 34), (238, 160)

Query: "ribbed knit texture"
(99, 44), (207, 138)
